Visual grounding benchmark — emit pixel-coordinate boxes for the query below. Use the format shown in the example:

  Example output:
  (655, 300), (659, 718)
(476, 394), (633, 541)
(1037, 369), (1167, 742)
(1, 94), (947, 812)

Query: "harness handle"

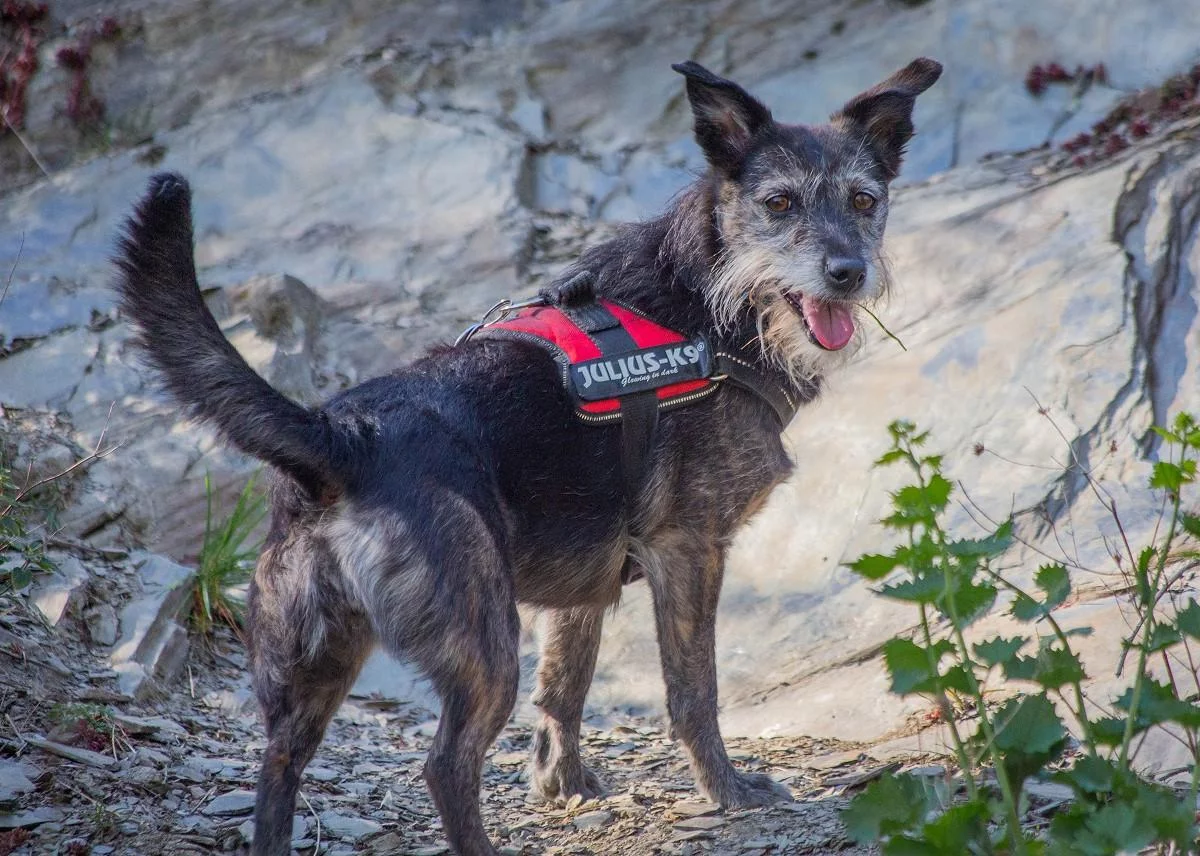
(539, 270), (596, 307)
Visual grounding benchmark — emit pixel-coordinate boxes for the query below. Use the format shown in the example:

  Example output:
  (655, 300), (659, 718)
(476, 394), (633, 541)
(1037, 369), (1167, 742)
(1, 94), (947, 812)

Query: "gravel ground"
(0, 601), (901, 855)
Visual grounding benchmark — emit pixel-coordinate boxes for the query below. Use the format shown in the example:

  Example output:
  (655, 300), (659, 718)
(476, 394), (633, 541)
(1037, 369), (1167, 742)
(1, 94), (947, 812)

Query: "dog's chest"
(501, 398), (792, 608)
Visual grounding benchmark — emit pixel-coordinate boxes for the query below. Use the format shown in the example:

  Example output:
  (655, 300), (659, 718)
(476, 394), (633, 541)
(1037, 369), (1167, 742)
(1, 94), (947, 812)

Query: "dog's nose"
(824, 257), (866, 291)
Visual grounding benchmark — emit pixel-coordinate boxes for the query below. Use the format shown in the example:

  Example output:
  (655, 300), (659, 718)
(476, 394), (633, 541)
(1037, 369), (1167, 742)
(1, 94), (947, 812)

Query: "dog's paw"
(713, 771), (793, 809)
(529, 759), (605, 805)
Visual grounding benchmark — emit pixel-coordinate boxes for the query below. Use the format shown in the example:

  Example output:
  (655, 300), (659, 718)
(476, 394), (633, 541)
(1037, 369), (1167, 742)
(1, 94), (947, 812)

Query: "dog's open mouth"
(784, 293), (856, 351)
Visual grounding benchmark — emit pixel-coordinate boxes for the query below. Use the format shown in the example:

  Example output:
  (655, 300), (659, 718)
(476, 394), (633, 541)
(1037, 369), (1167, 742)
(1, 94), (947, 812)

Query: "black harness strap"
(546, 273), (659, 502)
(614, 390), (659, 502)
(712, 350), (799, 427)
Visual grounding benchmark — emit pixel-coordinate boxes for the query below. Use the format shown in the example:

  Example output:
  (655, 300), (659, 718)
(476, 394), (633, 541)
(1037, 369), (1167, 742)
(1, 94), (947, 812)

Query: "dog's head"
(673, 58), (941, 384)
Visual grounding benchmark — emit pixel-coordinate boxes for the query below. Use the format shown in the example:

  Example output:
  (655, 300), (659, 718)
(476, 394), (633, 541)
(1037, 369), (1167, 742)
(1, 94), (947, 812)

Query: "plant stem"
(1119, 439), (1188, 768)
(900, 439), (983, 802)
(952, 624), (1027, 855)
(904, 440), (1024, 854)
(1188, 740), (1200, 849)
(981, 566), (1098, 755)
(860, 305), (908, 351)
(918, 602), (978, 802)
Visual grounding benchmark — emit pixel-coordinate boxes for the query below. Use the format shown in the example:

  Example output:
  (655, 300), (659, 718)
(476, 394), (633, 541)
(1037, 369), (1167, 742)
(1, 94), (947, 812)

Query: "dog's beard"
(707, 244), (889, 388)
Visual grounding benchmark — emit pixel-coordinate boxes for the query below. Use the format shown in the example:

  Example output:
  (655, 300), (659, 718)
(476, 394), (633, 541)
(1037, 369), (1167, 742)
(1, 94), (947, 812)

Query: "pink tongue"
(800, 296), (855, 350)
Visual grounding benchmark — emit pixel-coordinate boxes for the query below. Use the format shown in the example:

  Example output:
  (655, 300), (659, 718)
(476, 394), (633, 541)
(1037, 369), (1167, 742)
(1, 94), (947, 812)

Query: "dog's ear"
(831, 58), (942, 180)
(672, 61), (772, 174)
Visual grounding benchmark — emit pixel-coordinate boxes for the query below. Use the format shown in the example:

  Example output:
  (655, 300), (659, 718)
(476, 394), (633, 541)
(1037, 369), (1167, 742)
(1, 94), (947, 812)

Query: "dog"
(114, 57), (941, 856)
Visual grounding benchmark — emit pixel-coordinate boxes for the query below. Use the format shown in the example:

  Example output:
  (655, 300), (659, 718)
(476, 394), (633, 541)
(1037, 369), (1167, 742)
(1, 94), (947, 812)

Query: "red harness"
(484, 300), (717, 422)
(457, 271), (802, 502)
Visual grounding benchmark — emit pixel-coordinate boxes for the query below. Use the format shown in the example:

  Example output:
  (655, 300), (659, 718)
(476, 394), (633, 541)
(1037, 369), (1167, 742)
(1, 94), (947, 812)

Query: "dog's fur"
(114, 59), (940, 855)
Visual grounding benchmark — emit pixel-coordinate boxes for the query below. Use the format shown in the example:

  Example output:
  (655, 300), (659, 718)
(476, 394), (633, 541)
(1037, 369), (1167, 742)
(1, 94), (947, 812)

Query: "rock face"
(29, 555), (90, 626)
(2, 0), (1199, 747)
(224, 273), (328, 403)
(716, 131), (1200, 741)
(110, 554), (195, 699)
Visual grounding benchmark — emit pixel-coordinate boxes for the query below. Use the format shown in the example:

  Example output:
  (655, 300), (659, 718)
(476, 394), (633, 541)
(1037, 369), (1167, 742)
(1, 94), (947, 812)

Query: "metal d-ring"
(454, 294), (548, 346)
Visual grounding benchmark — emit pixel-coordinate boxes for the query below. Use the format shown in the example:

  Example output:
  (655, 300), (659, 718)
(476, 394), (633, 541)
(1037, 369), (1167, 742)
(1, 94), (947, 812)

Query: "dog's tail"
(114, 173), (347, 498)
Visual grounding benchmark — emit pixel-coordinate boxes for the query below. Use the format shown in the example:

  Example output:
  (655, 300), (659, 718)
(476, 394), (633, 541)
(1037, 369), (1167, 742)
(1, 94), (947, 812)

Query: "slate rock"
(0, 807), (65, 828)
(28, 555), (89, 626)
(203, 789), (257, 817)
(84, 602), (120, 646)
(318, 810), (383, 841)
(110, 554), (195, 698)
(572, 809), (613, 830)
(0, 760), (36, 805)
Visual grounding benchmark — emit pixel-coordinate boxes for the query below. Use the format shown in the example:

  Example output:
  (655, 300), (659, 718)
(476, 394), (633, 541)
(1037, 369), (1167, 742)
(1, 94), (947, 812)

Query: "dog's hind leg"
(422, 646), (518, 856)
(349, 494), (519, 856)
(637, 531), (792, 809)
(249, 541), (374, 856)
(528, 606), (606, 803)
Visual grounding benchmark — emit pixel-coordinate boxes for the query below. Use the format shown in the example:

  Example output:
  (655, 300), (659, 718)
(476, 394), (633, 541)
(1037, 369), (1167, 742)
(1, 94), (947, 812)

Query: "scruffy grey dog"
(114, 57), (940, 856)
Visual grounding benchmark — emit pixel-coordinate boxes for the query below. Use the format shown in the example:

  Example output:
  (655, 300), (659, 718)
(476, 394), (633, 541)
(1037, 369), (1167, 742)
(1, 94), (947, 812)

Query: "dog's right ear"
(673, 61), (772, 174)
(831, 58), (943, 180)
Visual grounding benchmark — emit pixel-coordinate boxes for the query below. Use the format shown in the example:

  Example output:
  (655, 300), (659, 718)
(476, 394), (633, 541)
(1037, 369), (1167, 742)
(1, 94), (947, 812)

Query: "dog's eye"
(764, 194), (792, 213)
(852, 191), (877, 212)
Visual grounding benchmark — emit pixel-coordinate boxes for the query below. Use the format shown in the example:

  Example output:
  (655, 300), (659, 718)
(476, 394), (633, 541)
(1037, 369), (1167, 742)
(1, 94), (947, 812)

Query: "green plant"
(87, 800), (119, 837)
(0, 456), (56, 594)
(842, 416), (1200, 855)
(0, 422), (116, 597)
(48, 702), (122, 755)
(0, 240), (68, 595)
(192, 471), (266, 634)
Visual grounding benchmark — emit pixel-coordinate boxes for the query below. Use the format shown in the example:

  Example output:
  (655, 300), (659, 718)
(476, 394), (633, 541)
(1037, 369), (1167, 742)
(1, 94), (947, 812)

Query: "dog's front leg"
(528, 605), (606, 803)
(642, 533), (792, 808)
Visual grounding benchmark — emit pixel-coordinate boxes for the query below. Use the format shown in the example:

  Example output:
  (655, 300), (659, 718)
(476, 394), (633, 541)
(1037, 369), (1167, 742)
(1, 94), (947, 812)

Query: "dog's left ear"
(673, 61), (772, 174)
(832, 58), (943, 181)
